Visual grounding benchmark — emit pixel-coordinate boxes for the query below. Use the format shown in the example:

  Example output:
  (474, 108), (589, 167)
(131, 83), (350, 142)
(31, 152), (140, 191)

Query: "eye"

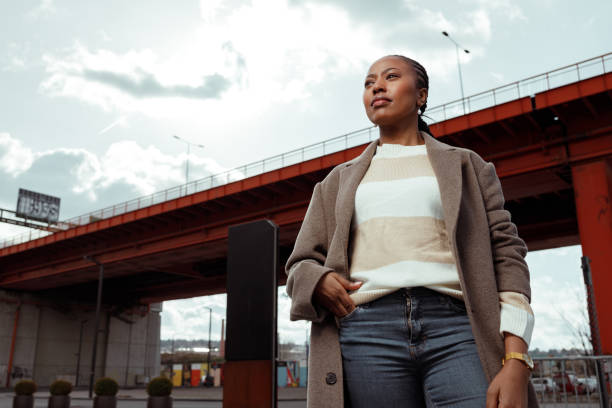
(386, 73), (398, 79)
(364, 80), (373, 87)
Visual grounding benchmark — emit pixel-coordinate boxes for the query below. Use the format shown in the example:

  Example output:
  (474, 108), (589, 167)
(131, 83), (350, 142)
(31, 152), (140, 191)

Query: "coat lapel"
(334, 130), (462, 277)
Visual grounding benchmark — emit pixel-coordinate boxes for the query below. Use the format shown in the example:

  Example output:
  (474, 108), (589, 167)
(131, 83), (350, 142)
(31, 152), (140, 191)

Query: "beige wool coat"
(285, 130), (539, 407)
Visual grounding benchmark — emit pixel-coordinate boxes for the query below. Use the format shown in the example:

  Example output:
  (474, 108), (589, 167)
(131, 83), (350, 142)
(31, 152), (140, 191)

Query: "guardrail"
(1, 51), (611, 250)
(533, 355), (611, 407)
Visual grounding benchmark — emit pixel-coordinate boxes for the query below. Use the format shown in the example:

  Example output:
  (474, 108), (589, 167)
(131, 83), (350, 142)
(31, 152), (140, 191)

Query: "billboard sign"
(15, 188), (60, 224)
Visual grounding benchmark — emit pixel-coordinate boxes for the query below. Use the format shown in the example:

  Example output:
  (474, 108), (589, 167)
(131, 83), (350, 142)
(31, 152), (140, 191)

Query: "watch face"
(524, 354), (534, 369)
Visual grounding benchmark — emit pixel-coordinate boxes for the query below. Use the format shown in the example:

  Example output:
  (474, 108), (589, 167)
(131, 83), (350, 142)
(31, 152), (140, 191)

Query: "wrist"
(502, 351), (534, 372)
(503, 358), (532, 378)
(503, 331), (528, 354)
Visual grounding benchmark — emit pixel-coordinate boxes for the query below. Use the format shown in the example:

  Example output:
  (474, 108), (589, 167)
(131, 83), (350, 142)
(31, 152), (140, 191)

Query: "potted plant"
(48, 379), (72, 408)
(13, 379), (37, 408)
(146, 376), (173, 408)
(93, 377), (119, 408)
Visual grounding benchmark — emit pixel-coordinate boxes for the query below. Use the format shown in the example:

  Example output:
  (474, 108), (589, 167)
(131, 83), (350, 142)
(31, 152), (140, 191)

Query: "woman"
(285, 55), (538, 407)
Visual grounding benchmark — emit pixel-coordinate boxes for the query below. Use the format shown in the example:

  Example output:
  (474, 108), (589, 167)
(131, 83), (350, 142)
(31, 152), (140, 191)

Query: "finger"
(334, 301), (349, 317)
(486, 386), (498, 408)
(340, 293), (356, 312)
(335, 274), (363, 290)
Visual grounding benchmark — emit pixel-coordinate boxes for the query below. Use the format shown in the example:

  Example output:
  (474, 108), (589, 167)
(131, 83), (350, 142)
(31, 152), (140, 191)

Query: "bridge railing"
(425, 52), (612, 123)
(1, 52), (611, 249)
(0, 126), (378, 249)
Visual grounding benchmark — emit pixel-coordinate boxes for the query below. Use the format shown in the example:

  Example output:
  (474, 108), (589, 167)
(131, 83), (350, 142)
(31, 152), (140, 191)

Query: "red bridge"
(1, 52), (611, 352)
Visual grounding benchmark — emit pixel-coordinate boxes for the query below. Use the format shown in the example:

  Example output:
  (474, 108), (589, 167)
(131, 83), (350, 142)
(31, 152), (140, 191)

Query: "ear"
(418, 87), (428, 104)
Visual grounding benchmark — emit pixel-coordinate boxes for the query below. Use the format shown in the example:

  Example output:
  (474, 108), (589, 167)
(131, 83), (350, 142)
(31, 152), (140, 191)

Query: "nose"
(372, 78), (385, 95)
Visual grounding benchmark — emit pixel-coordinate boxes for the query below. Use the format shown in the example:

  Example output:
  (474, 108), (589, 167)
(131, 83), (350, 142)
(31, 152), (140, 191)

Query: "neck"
(377, 117), (424, 146)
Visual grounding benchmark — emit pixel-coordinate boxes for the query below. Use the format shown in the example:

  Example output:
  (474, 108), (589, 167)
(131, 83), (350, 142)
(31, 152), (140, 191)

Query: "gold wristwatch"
(502, 352), (534, 371)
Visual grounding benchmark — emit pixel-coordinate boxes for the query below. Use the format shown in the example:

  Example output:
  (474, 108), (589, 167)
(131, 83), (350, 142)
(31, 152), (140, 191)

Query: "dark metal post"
(75, 320), (86, 387)
(581, 256), (609, 408)
(84, 255), (104, 399)
(207, 307), (212, 376)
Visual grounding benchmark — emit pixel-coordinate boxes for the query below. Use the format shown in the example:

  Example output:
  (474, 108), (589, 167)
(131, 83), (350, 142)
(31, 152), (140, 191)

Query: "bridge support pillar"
(571, 158), (612, 354)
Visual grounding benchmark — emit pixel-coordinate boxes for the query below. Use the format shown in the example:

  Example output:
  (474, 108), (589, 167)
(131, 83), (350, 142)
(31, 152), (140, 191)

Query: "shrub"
(146, 377), (173, 397)
(94, 377), (119, 396)
(49, 379), (72, 396)
(14, 379), (37, 396)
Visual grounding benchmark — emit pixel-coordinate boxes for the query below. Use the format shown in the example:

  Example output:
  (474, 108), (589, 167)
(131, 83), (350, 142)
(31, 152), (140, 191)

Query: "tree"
(554, 285), (593, 356)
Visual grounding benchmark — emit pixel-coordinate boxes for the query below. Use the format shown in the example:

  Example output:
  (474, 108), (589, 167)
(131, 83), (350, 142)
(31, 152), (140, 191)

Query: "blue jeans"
(338, 286), (489, 407)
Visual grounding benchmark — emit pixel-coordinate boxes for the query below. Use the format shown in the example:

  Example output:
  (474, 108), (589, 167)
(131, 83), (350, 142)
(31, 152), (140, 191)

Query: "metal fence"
(1, 52), (611, 249)
(533, 355), (611, 407)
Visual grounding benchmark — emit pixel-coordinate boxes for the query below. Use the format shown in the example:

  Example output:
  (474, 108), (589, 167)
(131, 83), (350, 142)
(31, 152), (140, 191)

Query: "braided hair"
(388, 55), (434, 137)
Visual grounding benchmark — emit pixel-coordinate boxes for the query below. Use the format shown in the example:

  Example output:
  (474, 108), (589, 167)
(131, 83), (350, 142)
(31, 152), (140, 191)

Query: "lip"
(371, 97), (391, 107)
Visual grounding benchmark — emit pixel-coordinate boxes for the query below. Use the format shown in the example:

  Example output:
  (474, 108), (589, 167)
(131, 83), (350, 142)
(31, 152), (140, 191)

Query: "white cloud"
(530, 277), (589, 351)
(39, 0), (382, 121)
(161, 293), (227, 340)
(40, 43), (234, 117)
(160, 286), (310, 345)
(527, 245), (590, 351)
(461, 9), (491, 40)
(0, 132), (239, 209)
(0, 132), (34, 176)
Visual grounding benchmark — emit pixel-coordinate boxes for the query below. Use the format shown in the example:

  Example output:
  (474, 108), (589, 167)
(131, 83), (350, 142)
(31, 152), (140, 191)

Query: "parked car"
(553, 373), (578, 393)
(532, 377), (555, 393)
(576, 377), (598, 394)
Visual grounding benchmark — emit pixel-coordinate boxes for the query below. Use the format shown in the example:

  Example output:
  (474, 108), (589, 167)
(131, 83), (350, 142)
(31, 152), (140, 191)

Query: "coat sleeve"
(477, 161), (532, 302)
(285, 181), (335, 323)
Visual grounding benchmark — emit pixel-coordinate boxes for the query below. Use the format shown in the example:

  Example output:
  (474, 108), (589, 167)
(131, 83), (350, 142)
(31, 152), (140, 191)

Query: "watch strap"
(502, 352), (534, 370)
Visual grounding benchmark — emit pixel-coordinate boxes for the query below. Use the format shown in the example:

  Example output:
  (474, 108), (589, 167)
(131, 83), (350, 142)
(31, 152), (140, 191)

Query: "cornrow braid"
(388, 54), (434, 137)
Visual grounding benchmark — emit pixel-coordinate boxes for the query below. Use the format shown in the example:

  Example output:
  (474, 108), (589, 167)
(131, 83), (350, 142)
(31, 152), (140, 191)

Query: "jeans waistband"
(375, 287), (445, 303)
(402, 286), (442, 297)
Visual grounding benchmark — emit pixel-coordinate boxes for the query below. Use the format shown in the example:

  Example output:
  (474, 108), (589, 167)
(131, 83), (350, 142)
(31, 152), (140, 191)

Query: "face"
(362, 56), (427, 127)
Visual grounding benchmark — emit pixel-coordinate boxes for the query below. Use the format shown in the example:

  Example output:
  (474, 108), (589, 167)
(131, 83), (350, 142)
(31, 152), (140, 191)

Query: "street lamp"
(203, 306), (213, 385)
(172, 135), (205, 184)
(442, 31), (470, 114)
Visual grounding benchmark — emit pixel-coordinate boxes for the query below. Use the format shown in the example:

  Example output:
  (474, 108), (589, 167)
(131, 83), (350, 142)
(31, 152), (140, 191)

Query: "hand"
(313, 272), (363, 318)
(486, 359), (531, 407)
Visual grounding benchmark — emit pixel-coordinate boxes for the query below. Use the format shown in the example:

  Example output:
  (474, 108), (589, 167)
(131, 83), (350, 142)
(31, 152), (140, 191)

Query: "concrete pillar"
(571, 158), (612, 354)
(0, 293), (40, 388)
(0, 289), (162, 388)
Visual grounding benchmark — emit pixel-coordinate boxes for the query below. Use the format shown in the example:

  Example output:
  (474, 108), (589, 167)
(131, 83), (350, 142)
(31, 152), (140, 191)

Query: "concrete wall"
(0, 290), (40, 388)
(104, 305), (161, 386)
(0, 289), (162, 388)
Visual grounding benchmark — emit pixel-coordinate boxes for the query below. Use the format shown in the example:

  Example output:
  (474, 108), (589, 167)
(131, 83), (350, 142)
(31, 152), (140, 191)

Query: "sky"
(1, 0), (610, 352)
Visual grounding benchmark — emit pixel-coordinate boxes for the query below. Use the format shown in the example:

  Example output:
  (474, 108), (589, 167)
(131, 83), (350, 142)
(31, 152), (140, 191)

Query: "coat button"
(325, 372), (337, 385)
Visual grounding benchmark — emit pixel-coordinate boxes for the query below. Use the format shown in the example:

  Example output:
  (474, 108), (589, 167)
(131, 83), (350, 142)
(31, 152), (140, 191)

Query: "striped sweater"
(347, 141), (535, 347)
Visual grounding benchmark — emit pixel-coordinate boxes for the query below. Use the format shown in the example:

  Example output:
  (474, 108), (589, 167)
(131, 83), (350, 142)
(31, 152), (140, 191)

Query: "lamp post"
(83, 255), (104, 399)
(203, 306), (213, 383)
(172, 135), (205, 184)
(442, 31), (470, 114)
